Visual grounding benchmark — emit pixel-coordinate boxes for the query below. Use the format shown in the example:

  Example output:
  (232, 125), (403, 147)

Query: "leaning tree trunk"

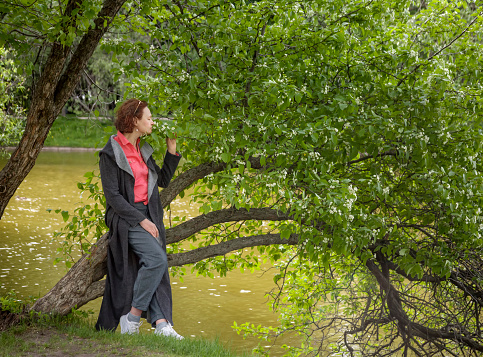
(31, 234), (109, 315)
(0, 0), (126, 220)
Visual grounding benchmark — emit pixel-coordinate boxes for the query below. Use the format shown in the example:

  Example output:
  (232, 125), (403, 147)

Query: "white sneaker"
(154, 323), (184, 340)
(120, 313), (142, 334)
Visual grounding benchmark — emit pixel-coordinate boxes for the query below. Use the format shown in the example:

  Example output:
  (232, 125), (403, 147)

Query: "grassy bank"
(0, 312), (249, 357)
(44, 116), (115, 148)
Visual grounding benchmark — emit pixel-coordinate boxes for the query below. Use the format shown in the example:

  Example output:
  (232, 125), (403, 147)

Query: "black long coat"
(95, 136), (181, 331)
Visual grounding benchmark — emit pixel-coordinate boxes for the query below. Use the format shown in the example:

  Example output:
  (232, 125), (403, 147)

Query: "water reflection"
(0, 151), (98, 299)
(0, 150), (293, 356)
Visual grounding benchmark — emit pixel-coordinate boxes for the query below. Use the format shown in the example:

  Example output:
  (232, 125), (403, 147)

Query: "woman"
(95, 98), (183, 339)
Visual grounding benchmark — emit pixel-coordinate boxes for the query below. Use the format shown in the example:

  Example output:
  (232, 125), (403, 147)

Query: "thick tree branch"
(168, 233), (299, 266)
(160, 156), (263, 208)
(166, 207), (291, 244)
(161, 161), (225, 207)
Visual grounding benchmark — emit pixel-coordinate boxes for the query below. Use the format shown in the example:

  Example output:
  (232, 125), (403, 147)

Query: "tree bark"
(0, 0), (126, 220)
(160, 156), (263, 207)
(166, 207), (291, 244)
(31, 233), (109, 315)
(168, 233), (299, 266)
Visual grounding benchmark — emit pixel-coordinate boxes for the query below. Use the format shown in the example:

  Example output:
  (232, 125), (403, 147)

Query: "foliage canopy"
(110, 0), (483, 355)
(0, 47), (26, 149)
(4, 0), (483, 355)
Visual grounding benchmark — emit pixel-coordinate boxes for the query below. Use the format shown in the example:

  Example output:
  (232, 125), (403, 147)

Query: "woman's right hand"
(166, 136), (177, 155)
(140, 219), (159, 238)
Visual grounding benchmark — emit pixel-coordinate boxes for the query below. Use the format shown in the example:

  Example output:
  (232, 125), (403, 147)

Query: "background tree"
(62, 41), (137, 118)
(32, 0), (483, 356)
(0, 0), (130, 219)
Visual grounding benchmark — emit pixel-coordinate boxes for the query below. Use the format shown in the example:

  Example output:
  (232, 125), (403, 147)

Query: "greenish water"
(0, 150), (295, 356)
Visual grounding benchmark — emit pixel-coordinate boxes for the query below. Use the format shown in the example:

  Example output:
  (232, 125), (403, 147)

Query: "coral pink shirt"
(114, 131), (149, 204)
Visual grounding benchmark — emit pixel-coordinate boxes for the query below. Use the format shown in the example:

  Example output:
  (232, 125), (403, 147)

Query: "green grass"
(0, 312), (250, 357)
(44, 115), (116, 148)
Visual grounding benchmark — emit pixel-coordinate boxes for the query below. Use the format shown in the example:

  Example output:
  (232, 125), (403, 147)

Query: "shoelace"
(168, 325), (183, 338)
(161, 324), (180, 338)
(128, 320), (143, 333)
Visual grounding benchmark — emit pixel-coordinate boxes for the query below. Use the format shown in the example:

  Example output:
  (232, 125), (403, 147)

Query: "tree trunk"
(0, 41), (71, 219)
(31, 234), (109, 315)
(0, 0), (126, 220)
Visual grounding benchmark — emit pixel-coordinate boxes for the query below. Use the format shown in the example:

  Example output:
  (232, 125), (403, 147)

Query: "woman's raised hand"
(166, 136), (177, 155)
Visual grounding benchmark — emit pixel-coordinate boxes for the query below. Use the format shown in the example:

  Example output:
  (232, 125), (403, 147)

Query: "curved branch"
(168, 233), (299, 266)
(329, 0), (375, 26)
(160, 156), (263, 208)
(243, 16), (269, 106)
(161, 161), (225, 207)
(166, 207), (291, 244)
(388, 258), (483, 306)
(366, 258), (483, 352)
(374, 241), (483, 307)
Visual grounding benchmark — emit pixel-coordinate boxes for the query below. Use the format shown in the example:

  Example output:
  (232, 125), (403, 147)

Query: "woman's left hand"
(166, 137), (177, 155)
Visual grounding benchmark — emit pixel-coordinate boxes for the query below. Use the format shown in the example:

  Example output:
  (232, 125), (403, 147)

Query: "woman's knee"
(142, 250), (168, 271)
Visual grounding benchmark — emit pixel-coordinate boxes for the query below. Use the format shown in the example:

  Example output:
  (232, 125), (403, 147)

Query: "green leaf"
(294, 92), (303, 103)
(260, 156), (266, 166)
(221, 153), (230, 163)
(61, 211), (69, 222)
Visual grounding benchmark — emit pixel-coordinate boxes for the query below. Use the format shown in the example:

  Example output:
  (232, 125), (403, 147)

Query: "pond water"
(0, 150), (296, 356)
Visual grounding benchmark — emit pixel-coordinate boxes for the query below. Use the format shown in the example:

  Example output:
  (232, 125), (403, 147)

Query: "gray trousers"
(129, 202), (167, 326)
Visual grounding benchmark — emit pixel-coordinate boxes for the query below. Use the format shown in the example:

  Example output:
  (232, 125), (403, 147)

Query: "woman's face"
(135, 107), (154, 135)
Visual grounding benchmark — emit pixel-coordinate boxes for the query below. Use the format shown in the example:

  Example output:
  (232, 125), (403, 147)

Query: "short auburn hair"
(115, 98), (148, 133)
